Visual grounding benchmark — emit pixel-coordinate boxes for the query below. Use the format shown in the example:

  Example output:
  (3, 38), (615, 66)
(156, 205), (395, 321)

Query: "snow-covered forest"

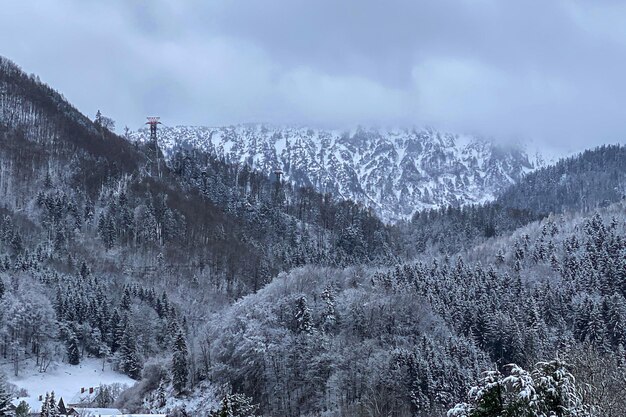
(0, 53), (624, 417)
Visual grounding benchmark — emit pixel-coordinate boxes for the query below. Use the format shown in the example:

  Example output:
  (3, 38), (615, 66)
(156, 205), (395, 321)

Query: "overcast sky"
(1, 0), (626, 150)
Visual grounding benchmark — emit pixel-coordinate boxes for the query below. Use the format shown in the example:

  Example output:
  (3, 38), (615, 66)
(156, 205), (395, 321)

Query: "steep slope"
(497, 144), (626, 214)
(130, 125), (537, 221)
(0, 56), (267, 290)
(0, 56), (400, 408)
(0, 57), (141, 204)
(0, 56), (397, 296)
(402, 144), (626, 256)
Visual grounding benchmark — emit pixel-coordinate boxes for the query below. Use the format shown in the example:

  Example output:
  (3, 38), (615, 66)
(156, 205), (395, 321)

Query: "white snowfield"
(5, 358), (135, 412)
(71, 408), (166, 417)
(73, 408), (122, 416)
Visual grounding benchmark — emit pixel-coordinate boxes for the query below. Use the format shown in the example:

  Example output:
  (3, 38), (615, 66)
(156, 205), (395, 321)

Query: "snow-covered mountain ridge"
(130, 125), (539, 221)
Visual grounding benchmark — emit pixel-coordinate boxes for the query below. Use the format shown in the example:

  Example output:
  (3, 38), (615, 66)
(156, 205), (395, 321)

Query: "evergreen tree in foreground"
(15, 400), (30, 417)
(0, 372), (11, 416)
(40, 393), (49, 417)
(448, 359), (593, 417)
(48, 391), (58, 417)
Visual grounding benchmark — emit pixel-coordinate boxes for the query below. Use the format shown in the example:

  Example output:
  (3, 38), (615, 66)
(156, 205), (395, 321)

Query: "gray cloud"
(1, 0), (626, 151)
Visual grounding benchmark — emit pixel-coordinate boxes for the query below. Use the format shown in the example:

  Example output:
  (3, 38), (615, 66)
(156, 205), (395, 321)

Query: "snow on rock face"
(130, 125), (538, 222)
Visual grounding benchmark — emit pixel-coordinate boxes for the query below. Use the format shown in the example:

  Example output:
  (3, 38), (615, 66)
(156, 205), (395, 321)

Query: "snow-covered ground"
(149, 380), (221, 416)
(4, 358), (135, 411)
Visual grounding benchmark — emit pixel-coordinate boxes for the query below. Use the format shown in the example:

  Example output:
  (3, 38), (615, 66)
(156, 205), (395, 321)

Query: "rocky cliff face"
(131, 124), (537, 221)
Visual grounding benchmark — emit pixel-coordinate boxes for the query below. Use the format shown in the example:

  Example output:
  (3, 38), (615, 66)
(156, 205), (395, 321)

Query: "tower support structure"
(146, 117), (162, 177)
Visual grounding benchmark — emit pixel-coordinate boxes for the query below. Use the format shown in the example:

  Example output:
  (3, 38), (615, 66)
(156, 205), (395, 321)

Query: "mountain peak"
(130, 124), (538, 221)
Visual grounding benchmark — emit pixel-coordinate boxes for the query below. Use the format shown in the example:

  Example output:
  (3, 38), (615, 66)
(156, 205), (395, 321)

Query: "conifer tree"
(109, 309), (122, 352)
(48, 392), (58, 417)
(120, 287), (132, 311)
(448, 360), (592, 417)
(66, 331), (80, 365)
(156, 380), (167, 408)
(295, 296), (312, 334)
(321, 285), (337, 333)
(210, 393), (259, 417)
(40, 393), (49, 417)
(15, 400), (30, 417)
(172, 327), (189, 395)
(119, 323), (142, 380)
(94, 110), (102, 127)
(0, 372), (11, 416)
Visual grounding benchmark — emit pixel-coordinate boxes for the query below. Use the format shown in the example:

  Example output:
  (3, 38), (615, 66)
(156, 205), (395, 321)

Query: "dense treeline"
(498, 145), (626, 214)
(198, 204), (626, 417)
(170, 150), (397, 271)
(401, 145), (626, 256)
(0, 55), (398, 391)
(403, 203), (539, 256)
(0, 56), (248, 385)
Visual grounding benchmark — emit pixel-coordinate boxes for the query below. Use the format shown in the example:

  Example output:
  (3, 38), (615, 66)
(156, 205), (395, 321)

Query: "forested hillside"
(198, 203), (626, 416)
(0, 55), (401, 406)
(0, 55), (623, 417)
(402, 145), (626, 257)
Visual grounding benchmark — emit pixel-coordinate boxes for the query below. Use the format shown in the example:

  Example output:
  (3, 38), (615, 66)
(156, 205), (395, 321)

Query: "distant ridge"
(131, 124), (539, 221)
